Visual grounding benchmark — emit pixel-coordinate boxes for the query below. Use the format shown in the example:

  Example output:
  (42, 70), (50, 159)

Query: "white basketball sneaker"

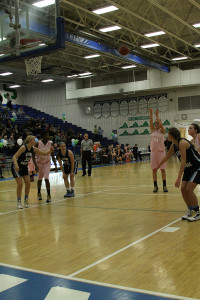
(182, 209), (193, 220)
(187, 211), (200, 222)
(17, 201), (23, 209)
(24, 200), (29, 208)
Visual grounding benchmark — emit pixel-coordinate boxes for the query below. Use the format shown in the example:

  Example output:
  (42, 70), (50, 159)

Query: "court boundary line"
(68, 217), (181, 277)
(0, 261), (198, 300)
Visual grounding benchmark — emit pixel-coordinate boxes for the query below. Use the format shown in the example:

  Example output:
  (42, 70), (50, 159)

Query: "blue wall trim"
(65, 33), (170, 73)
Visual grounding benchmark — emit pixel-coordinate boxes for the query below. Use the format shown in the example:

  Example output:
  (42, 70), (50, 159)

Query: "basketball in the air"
(119, 46), (129, 56)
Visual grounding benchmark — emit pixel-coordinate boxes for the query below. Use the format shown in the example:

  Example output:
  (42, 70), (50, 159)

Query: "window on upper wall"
(178, 95), (200, 111)
(178, 96), (191, 111)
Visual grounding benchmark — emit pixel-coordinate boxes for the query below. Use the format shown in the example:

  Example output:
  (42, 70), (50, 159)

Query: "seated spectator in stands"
(6, 93), (13, 111)
(116, 145), (124, 163)
(93, 144), (103, 164)
(102, 144), (113, 164)
(54, 132), (61, 144)
(2, 108), (8, 120)
(94, 125), (98, 142)
(124, 144), (134, 161)
(13, 125), (19, 138)
(8, 134), (16, 154)
(98, 126), (104, 141)
(1, 128), (8, 139)
(132, 144), (142, 161)
(77, 133), (83, 145)
(60, 132), (66, 143)
(6, 119), (13, 131)
(17, 107), (25, 118)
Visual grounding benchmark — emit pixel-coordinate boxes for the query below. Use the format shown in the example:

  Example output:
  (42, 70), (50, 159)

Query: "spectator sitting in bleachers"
(132, 144), (142, 161)
(17, 106), (25, 118)
(124, 144), (134, 161)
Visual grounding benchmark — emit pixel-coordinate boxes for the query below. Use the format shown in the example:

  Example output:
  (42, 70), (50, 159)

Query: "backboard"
(0, 0), (65, 61)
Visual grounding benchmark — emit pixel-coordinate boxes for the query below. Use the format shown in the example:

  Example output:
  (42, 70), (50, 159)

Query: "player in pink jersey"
(188, 123), (200, 153)
(149, 108), (168, 193)
(36, 131), (57, 203)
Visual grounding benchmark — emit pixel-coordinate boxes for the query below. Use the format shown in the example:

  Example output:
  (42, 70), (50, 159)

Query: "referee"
(81, 133), (93, 176)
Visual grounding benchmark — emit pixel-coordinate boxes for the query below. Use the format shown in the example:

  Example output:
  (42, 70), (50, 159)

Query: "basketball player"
(56, 142), (77, 197)
(188, 123), (200, 153)
(149, 108), (168, 193)
(157, 127), (200, 221)
(36, 131), (57, 203)
(12, 135), (53, 209)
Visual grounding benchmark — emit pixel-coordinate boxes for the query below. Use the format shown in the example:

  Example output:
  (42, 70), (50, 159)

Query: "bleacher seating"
(0, 104), (113, 148)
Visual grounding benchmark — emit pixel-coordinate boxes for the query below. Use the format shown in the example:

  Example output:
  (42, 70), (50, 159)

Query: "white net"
(25, 56), (43, 76)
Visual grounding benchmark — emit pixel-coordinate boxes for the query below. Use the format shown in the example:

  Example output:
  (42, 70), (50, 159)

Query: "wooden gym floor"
(0, 158), (200, 299)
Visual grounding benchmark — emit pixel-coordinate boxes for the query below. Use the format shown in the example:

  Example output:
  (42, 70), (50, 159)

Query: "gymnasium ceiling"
(1, 0), (200, 88)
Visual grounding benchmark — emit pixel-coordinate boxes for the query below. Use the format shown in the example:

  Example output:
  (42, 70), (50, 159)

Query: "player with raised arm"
(149, 108), (168, 193)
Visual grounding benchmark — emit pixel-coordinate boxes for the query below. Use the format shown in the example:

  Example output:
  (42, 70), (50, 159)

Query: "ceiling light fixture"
(0, 72), (13, 76)
(67, 75), (78, 78)
(84, 54), (100, 59)
(41, 79), (54, 82)
(32, 0), (55, 8)
(144, 31), (165, 37)
(99, 25), (121, 32)
(79, 72), (92, 76)
(9, 85), (21, 88)
(121, 65), (136, 69)
(141, 43), (159, 48)
(39, 43), (46, 46)
(193, 22), (200, 28)
(171, 56), (188, 61)
(0, 54), (4, 57)
(93, 5), (118, 15)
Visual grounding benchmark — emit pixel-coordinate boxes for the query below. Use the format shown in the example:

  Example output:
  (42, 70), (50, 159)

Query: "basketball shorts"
(11, 163), (29, 178)
(64, 160), (78, 175)
(183, 168), (200, 184)
(150, 150), (166, 170)
(37, 162), (51, 180)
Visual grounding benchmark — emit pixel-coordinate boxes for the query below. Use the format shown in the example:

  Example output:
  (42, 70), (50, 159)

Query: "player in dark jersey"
(56, 142), (77, 197)
(12, 135), (54, 209)
(156, 127), (200, 221)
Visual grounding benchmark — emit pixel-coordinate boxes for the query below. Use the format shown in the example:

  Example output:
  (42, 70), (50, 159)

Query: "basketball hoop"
(25, 56), (43, 76)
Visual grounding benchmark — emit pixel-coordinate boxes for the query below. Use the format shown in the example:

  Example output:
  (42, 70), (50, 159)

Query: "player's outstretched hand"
(149, 108), (153, 113)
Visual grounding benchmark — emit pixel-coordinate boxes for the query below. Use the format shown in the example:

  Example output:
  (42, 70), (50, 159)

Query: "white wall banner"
(139, 97), (148, 114)
(111, 101), (119, 117)
(158, 94), (168, 113)
(129, 97), (138, 115)
(94, 102), (102, 119)
(148, 95), (157, 113)
(102, 102), (110, 118)
(120, 99), (129, 116)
